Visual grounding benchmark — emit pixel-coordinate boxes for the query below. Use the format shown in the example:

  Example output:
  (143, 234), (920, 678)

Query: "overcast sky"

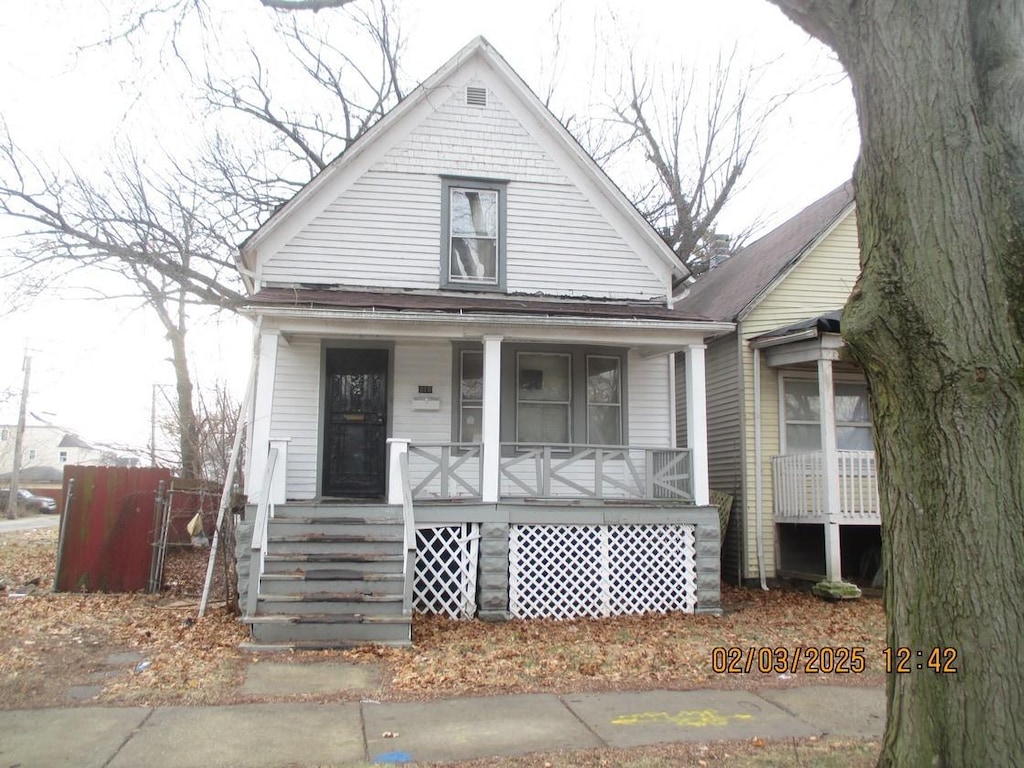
(0, 0), (857, 450)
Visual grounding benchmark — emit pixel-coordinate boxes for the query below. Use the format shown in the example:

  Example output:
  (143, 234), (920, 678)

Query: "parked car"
(0, 489), (58, 515)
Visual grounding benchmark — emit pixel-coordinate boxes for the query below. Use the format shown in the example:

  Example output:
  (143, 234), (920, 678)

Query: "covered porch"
(751, 312), (880, 587)
(237, 297), (731, 642)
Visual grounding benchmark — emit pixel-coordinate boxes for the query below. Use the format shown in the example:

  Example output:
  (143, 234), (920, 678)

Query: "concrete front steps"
(240, 503), (411, 650)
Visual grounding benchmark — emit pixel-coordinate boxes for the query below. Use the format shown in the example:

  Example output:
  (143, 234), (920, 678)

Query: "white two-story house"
(235, 37), (732, 648)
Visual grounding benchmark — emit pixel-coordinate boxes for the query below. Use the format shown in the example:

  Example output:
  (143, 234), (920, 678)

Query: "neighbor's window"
(517, 352), (571, 444)
(24, 448), (36, 461)
(587, 355), (622, 445)
(58, 450), (68, 464)
(783, 378), (872, 452)
(441, 178), (506, 290)
(0, 428), (7, 441)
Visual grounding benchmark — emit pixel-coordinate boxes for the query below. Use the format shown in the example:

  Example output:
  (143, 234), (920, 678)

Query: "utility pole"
(7, 353), (31, 520)
(151, 383), (157, 467)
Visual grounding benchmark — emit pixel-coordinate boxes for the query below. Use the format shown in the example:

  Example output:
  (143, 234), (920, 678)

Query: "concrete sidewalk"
(0, 685), (883, 767)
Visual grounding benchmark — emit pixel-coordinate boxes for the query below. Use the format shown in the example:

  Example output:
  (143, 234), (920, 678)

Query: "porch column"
(818, 357), (842, 581)
(481, 334), (503, 503)
(247, 330), (279, 502)
(685, 344), (710, 506)
(386, 438), (411, 505)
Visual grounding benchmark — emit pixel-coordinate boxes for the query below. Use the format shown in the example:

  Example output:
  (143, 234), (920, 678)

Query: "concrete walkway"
(0, 683), (884, 767)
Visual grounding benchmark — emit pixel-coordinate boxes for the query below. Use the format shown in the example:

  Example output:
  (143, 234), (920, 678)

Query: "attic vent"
(466, 86), (488, 106)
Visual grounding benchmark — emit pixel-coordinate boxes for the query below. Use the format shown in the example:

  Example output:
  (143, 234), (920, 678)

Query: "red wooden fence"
(55, 466), (172, 593)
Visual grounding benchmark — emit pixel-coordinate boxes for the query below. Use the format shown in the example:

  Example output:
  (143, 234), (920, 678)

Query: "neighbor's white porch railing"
(772, 450), (880, 524)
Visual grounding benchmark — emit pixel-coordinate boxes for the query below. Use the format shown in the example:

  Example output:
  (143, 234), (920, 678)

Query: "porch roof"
(248, 287), (715, 322)
(750, 310), (848, 367)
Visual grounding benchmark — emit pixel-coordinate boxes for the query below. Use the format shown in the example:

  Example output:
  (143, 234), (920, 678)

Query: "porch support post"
(387, 438), (411, 505)
(818, 357), (843, 582)
(481, 334), (503, 503)
(685, 344), (710, 506)
(247, 330), (279, 503)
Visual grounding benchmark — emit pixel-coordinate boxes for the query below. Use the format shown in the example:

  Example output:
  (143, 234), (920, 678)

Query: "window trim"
(451, 342), (629, 448)
(439, 176), (508, 292)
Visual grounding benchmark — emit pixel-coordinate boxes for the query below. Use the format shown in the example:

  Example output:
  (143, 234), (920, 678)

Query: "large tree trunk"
(767, 1), (1024, 765)
(168, 326), (201, 481)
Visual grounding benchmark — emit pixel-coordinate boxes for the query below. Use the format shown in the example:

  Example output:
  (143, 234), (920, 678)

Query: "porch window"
(517, 352), (571, 443)
(452, 344), (628, 446)
(587, 355), (621, 445)
(459, 350), (483, 442)
(441, 178), (507, 291)
(783, 378), (872, 452)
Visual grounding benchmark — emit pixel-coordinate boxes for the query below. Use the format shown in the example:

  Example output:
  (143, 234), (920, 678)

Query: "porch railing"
(499, 444), (693, 502)
(245, 446), (279, 619)
(772, 450), (880, 524)
(407, 442), (483, 500)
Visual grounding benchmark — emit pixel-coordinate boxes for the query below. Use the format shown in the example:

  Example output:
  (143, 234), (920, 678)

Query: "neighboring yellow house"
(675, 182), (879, 591)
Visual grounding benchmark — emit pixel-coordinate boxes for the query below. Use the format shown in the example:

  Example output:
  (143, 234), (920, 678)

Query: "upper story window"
(58, 450), (68, 464)
(441, 177), (507, 291)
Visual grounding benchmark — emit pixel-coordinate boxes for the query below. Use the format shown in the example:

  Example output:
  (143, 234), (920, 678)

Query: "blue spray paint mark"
(372, 750), (413, 764)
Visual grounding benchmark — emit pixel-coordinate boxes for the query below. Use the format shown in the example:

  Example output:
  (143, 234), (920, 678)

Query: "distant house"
(0, 413), (138, 494)
(235, 37), (732, 648)
(674, 182), (880, 590)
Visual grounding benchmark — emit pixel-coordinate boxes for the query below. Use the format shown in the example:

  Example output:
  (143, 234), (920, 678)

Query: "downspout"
(752, 347), (768, 590)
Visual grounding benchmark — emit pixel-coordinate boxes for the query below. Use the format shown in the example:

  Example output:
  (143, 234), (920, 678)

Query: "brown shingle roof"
(675, 182), (855, 322)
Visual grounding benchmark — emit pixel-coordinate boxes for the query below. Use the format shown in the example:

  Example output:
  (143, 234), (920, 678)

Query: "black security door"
(323, 348), (389, 498)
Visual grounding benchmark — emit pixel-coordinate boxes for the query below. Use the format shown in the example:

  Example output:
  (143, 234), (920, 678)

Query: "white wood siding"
(627, 351), (672, 447)
(738, 212), (861, 578)
(271, 338), (322, 500)
(264, 81), (667, 300)
(265, 172), (440, 289)
(391, 340), (453, 442)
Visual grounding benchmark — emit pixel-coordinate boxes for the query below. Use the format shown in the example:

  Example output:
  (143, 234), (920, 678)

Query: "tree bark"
(767, 1), (1024, 765)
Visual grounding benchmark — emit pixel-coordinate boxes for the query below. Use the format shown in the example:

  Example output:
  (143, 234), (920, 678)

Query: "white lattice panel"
(509, 524), (696, 619)
(509, 525), (606, 618)
(414, 524), (479, 619)
(609, 525), (696, 614)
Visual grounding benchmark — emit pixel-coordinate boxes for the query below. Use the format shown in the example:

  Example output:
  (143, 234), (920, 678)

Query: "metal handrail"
(245, 447), (279, 620)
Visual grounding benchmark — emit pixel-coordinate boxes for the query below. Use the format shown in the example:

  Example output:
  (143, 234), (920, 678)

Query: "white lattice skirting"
(413, 524), (480, 619)
(509, 524), (697, 619)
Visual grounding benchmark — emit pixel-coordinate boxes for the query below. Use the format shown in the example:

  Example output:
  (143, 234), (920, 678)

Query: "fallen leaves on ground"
(0, 527), (885, 709)
(344, 583), (886, 700)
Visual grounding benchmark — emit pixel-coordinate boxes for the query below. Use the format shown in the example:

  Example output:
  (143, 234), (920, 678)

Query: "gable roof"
(238, 36), (685, 286)
(674, 182), (855, 322)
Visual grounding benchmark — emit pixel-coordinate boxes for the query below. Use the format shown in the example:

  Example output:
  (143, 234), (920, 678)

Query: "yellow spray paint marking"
(612, 709), (754, 728)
